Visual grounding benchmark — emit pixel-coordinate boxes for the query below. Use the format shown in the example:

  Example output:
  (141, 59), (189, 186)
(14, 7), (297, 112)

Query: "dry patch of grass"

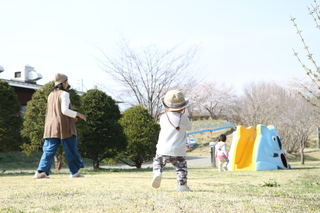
(1, 120), (320, 212)
(1, 161), (320, 212)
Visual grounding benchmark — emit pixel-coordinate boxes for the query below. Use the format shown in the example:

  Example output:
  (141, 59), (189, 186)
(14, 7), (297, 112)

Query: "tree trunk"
(135, 157), (142, 169)
(300, 151), (305, 164)
(93, 159), (100, 170)
(136, 162), (142, 169)
(206, 109), (217, 120)
(54, 146), (64, 170)
(300, 141), (305, 164)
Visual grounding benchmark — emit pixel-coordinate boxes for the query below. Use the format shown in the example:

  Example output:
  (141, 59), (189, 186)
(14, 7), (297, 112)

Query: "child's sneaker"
(178, 184), (192, 192)
(151, 173), (162, 188)
(34, 171), (49, 179)
(70, 173), (84, 178)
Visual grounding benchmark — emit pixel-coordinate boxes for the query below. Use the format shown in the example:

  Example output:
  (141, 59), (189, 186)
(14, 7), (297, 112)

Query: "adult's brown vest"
(43, 89), (77, 139)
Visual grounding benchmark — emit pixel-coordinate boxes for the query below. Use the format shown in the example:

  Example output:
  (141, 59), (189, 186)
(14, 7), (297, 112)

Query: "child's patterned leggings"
(153, 154), (188, 186)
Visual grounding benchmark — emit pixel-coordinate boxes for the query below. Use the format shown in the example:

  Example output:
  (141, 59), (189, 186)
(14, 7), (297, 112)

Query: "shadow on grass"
(289, 166), (320, 170)
(0, 171), (35, 177)
(86, 167), (154, 173)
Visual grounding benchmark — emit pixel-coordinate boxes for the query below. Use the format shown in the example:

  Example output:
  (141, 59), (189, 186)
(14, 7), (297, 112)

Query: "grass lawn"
(0, 161), (320, 212)
(0, 126), (320, 212)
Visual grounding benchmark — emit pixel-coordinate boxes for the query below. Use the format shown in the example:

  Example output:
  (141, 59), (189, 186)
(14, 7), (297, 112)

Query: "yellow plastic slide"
(229, 126), (256, 171)
(228, 125), (290, 171)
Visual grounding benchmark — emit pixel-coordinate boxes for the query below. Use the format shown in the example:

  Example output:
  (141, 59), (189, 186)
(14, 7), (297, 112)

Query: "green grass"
(0, 162), (320, 212)
(1, 121), (320, 212)
(0, 151), (94, 172)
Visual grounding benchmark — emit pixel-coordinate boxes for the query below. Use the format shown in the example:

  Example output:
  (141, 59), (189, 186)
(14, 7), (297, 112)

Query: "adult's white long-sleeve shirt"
(156, 111), (192, 156)
(60, 91), (77, 118)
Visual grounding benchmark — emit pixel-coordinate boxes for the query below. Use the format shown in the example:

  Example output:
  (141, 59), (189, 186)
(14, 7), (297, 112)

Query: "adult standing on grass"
(151, 90), (192, 191)
(34, 73), (87, 179)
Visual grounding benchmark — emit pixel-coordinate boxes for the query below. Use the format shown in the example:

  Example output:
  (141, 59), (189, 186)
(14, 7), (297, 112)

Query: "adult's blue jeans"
(37, 136), (84, 175)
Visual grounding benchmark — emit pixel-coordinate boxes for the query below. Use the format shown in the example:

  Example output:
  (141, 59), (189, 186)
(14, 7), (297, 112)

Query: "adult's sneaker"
(70, 173), (84, 178)
(34, 171), (49, 179)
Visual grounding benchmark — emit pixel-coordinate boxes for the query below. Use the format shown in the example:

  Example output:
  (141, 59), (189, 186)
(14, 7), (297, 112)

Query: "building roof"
(0, 78), (43, 90)
(0, 78), (86, 96)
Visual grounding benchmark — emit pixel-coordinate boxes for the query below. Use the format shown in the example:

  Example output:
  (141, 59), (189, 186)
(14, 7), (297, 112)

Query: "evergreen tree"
(119, 105), (160, 169)
(0, 80), (23, 152)
(77, 89), (127, 169)
(21, 82), (53, 154)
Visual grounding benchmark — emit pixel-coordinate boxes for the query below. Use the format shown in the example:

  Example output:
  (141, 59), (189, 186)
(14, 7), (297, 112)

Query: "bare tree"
(233, 81), (319, 160)
(95, 37), (200, 120)
(291, 0), (320, 108)
(275, 88), (319, 163)
(185, 83), (206, 120)
(190, 81), (236, 120)
(234, 82), (286, 127)
(283, 79), (320, 162)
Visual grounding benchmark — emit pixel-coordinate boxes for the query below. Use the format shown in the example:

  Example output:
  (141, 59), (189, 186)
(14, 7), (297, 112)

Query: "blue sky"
(0, 0), (318, 93)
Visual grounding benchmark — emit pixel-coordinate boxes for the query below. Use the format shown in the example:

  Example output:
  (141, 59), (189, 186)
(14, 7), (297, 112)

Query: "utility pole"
(81, 79), (83, 92)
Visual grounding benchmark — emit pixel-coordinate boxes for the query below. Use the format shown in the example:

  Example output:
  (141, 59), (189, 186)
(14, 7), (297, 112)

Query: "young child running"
(151, 90), (192, 191)
(215, 134), (229, 171)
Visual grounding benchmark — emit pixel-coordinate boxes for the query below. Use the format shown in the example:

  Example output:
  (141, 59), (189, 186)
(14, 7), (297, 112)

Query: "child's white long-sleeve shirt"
(215, 142), (228, 158)
(156, 112), (192, 156)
